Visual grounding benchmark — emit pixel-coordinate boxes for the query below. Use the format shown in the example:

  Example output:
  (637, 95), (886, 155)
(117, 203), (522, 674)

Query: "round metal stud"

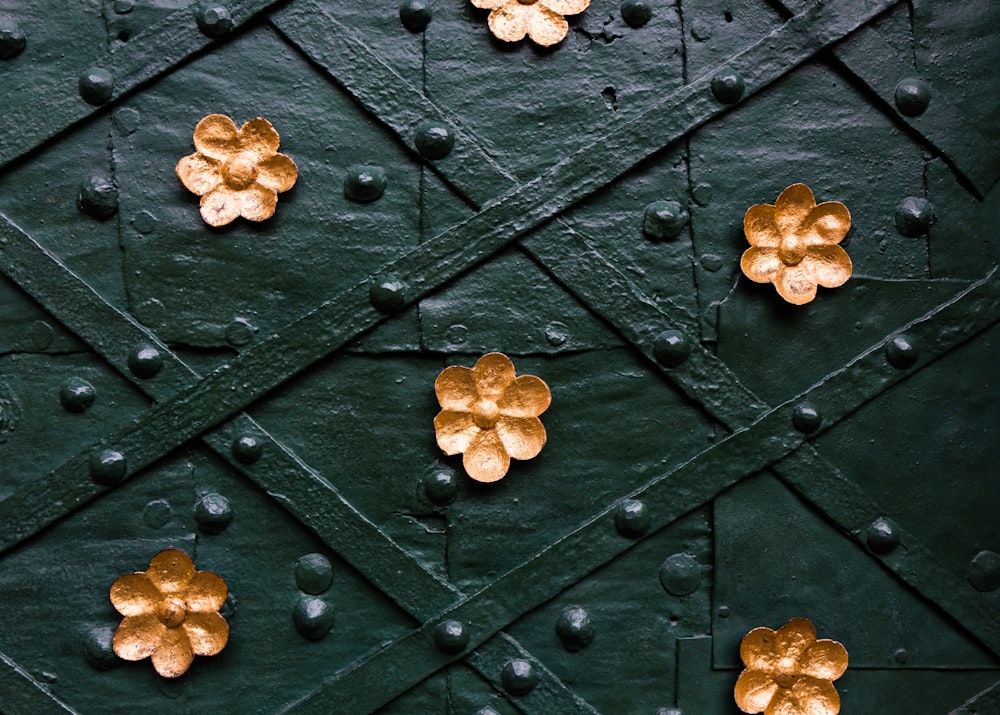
(620, 0), (652, 27)
(79, 67), (114, 105)
(128, 344), (163, 378)
(433, 619), (470, 654)
(792, 402), (821, 433)
(642, 200), (689, 240)
(659, 553), (702, 596)
(711, 68), (744, 104)
(197, 4), (233, 37)
(225, 318), (255, 347)
(615, 499), (650, 538)
(885, 334), (919, 369)
(867, 517), (900, 554)
(142, 499), (172, 528)
(293, 596), (334, 640)
(232, 435), (264, 464)
(83, 626), (118, 670)
(194, 492), (233, 534)
(501, 659), (537, 695)
(399, 0), (432, 32)
(369, 276), (406, 312)
(113, 0), (136, 13)
(90, 449), (127, 486)
(967, 550), (1000, 592)
(894, 197), (935, 237)
(894, 77), (931, 117)
(894, 648), (909, 664)
(653, 329), (691, 368)
(60, 377), (96, 413)
(296, 553), (334, 595)
(414, 122), (455, 160)
(424, 466), (459, 505)
(77, 172), (119, 220)
(344, 165), (387, 203)
(555, 605), (595, 652)
(0, 15), (26, 59)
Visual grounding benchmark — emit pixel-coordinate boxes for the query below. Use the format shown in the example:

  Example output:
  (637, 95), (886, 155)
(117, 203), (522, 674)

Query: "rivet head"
(197, 4), (233, 37)
(894, 648), (909, 664)
(231, 435), (263, 464)
(77, 172), (119, 220)
(194, 493), (233, 534)
(894, 77), (931, 117)
(885, 334), (919, 369)
(142, 499), (172, 528)
(90, 449), (127, 486)
(344, 164), (387, 203)
(615, 499), (650, 537)
(60, 377), (96, 413)
(414, 122), (455, 160)
(711, 68), (744, 103)
(659, 553), (702, 596)
(79, 67), (114, 105)
(369, 276), (406, 312)
(894, 197), (935, 237)
(642, 200), (689, 240)
(128, 344), (162, 378)
(292, 596), (334, 640)
(555, 605), (595, 652)
(867, 517), (900, 554)
(501, 659), (537, 695)
(225, 318), (255, 347)
(657, 709), (684, 715)
(433, 619), (470, 654)
(620, 0), (652, 27)
(295, 553), (333, 595)
(83, 626), (118, 670)
(653, 329), (691, 367)
(792, 402), (822, 433)
(424, 466), (459, 505)
(113, 0), (136, 13)
(399, 0), (432, 32)
(0, 15), (26, 59)
(967, 550), (1000, 592)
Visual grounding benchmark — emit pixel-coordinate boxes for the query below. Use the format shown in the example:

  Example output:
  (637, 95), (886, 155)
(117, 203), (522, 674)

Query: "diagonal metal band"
(0, 0), (288, 168)
(285, 269), (1000, 712)
(0, 0), (901, 555)
(0, 650), (80, 714)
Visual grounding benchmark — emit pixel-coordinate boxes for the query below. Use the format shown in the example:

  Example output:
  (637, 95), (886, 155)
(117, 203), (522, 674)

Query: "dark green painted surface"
(0, 0), (997, 713)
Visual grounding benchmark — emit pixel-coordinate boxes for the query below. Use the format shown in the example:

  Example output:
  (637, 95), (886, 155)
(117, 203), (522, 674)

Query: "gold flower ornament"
(434, 352), (551, 482)
(110, 549), (229, 677)
(176, 114), (298, 227)
(735, 617), (848, 715)
(741, 183), (853, 305)
(472, 0), (590, 47)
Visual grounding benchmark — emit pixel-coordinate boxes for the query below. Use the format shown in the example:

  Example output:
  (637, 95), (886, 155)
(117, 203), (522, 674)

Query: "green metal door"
(0, 0), (997, 712)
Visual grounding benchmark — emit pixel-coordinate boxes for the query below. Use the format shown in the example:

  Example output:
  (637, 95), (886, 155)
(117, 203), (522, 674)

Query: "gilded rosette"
(472, 0), (590, 47)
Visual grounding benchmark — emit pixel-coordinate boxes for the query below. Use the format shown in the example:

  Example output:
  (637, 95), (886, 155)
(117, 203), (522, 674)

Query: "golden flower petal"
(256, 153), (299, 193)
(113, 614), (166, 661)
(463, 429), (511, 482)
(183, 612), (229, 657)
(472, 352), (517, 401)
(110, 573), (163, 617)
(775, 264), (818, 305)
(193, 114), (240, 162)
(773, 183), (816, 235)
(176, 153), (221, 197)
(765, 688), (798, 715)
(146, 549), (196, 595)
(151, 626), (195, 678)
(434, 410), (480, 455)
(184, 571), (228, 613)
(740, 247), (782, 284)
(804, 245), (852, 288)
(200, 188), (241, 227)
(498, 375), (551, 417)
(734, 669), (779, 713)
(496, 415), (546, 460)
(799, 639), (848, 681)
(740, 626), (782, 672)
(775, 617), (818, 661)
(239, 186), (279, 222)
(471, 0), (506, 7)
(541, 0), (590, 16)
(488, 4), (530, 43)
(743, 204), (781, 248)
(787, 676), (841, 714)
(526, 5), (569, 46)
(239, 117), (281, 157)
(803, 201), (851, 246)
(435, 365), (478, 412)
